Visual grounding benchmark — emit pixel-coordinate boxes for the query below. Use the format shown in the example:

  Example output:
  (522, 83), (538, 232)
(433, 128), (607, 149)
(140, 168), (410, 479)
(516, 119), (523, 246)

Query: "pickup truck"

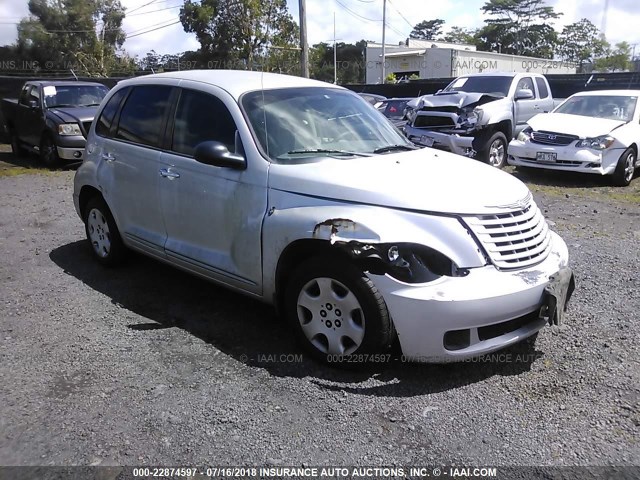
(403, 72), (559, 168)
(2, 81), (109, 166)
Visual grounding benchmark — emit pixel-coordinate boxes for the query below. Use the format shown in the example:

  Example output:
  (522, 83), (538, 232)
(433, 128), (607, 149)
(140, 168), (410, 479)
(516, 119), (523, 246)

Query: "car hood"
(268, 149), (531, 215)
(528, 113), (626, 138)
(408, 91), (504, 110)
(48, 106), (98, 124)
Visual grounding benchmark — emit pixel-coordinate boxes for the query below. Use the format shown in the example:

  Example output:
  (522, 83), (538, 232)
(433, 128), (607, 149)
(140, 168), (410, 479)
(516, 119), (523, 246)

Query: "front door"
(158, 86), (267, 293)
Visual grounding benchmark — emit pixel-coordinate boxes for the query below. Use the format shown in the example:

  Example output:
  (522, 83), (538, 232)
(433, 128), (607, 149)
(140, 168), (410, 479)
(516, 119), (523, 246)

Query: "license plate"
(420, 135), (435, 147)
(536, 152), (557, 163)
(539, 267), (575, 326)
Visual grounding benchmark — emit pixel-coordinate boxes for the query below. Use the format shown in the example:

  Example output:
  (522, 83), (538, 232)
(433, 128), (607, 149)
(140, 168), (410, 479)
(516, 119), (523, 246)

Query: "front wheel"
(40, 134), (61, 167)
(613, 147), (636, 187)
(480, 131), (508, 169)
(284, 256), (395, 364)
(84, 197), (126, 266)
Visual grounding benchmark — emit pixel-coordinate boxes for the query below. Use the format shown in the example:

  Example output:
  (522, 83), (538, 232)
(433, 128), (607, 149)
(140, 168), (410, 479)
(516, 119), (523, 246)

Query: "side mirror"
(28, 99), (39, 109)
(515, 89), (534, 100)
(194, 141), (246, 170)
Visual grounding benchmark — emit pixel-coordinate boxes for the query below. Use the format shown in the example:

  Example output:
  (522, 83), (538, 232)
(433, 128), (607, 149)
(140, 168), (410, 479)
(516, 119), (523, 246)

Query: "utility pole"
(381, 0), (387, 83)
(334, 12), (337, 84)
(299, 0), (309, 77)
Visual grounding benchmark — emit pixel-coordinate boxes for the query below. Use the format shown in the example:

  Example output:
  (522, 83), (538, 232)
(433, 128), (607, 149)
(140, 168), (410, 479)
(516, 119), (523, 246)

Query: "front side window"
(172, 89), (237, 156)
(115, 86), (172, 147)
(241, 87), (411, 162)
(95, 88), (128, 138)
(516, 77), (535, 95)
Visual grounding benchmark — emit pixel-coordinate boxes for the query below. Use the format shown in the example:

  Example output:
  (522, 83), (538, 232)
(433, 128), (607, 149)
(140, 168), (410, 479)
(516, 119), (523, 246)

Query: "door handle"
(101, 152), (115, 162)
(159, 168), (180, 179)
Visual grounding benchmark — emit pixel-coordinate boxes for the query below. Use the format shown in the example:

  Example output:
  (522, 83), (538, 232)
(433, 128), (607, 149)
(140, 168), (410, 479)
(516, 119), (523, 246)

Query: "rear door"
(157, 84), (267, 293)
(95, 84), (174, 257)
(534, 77), (554, 113)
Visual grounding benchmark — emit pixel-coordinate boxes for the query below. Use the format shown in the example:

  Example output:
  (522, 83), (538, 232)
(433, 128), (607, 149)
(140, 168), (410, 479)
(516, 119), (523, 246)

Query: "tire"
(284, 256), (395, 364)
(84, 196), (126, 267)
(612, 147), (636, 187)
(9, 129), (26, 157)
(39, 134), (61, 167)
(479, 131), (508, 169)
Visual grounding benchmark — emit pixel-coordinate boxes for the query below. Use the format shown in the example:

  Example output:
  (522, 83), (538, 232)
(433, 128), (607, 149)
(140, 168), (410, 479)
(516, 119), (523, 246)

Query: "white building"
(365, 39), (576, 84)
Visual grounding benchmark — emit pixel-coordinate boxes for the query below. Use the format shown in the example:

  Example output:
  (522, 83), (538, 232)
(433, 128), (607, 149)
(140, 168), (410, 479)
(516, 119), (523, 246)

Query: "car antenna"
(70, 69), (78, 81)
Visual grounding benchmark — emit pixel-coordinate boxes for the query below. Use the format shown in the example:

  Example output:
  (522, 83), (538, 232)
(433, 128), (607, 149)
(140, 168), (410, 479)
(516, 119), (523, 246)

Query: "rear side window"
(95, 88), (127, 138)
(172, 89), (237, 156)
(115, 86), (172, 147)
(535, 77), (549, 99)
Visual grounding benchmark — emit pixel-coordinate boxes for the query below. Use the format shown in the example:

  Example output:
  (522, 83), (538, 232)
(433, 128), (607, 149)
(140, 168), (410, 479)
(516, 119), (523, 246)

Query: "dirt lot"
(0, 144), (639, 470)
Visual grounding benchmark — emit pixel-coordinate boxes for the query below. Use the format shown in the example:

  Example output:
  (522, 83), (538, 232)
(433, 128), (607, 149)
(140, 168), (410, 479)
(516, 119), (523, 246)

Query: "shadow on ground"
(50, 240), (545, 397)
(508, 165), (639, 190)
(0, 145), (80, 171)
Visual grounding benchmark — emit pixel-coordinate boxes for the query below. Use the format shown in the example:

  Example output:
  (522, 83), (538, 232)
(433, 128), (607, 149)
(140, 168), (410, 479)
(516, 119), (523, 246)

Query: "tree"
(557, 19), (608, 72)
(442, 27), (479, 45)
(309, 40), (366, 84)
(409, 19), (445, 41)
(595, 42), (631, 72)
(479, 0), (561, 57)
(16, 0), (128, 76)
(180, 0), (299, 70)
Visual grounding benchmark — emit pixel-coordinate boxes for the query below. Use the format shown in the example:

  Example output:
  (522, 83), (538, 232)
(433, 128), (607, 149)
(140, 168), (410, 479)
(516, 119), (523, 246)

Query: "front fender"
(261, 190), (488, 302)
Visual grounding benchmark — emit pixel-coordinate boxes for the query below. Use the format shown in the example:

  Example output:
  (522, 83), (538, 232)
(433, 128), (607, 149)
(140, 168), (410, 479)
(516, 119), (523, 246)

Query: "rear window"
(115, 86), (172, 147)
(535, 78), (549, 98)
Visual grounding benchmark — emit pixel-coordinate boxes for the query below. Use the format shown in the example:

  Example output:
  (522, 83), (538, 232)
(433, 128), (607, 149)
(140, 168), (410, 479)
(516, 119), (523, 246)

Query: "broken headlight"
(575, 135), (614, 150)
(458, 107), (483, 129)
(517, 126), (532, 142)
(344, 242), (469, 283)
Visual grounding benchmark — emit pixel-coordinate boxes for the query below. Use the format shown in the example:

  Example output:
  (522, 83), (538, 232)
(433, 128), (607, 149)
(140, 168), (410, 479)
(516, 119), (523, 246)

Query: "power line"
(334, 0), (381, 23)
(127, 4), (181, 16)
(387, 0), (413, 30)
(127, 0), (164, 15)
(126, 20), (181, 38)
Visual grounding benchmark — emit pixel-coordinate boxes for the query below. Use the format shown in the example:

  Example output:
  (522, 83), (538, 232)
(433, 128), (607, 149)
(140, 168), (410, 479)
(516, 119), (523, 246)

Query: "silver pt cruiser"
(73, 70), (575, 365)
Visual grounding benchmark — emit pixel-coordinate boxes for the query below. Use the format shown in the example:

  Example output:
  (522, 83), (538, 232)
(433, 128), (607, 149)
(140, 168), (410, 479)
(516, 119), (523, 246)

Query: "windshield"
(241, 87), (412, 162)
(43, 85), (109, 108)
(554, 95), (637, 122)
(443, 76), (511, 97)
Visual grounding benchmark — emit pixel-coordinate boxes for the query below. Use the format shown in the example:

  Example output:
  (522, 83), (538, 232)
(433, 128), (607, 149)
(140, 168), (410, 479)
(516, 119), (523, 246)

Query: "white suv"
(73, 70), (574, 364)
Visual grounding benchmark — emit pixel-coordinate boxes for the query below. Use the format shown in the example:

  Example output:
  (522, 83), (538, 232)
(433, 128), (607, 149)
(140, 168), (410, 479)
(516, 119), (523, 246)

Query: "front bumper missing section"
(539, 267), (575, 326)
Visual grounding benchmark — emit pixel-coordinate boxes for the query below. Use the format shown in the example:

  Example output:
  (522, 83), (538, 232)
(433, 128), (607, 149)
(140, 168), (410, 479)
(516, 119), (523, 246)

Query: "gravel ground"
(0, 146), (639, 470)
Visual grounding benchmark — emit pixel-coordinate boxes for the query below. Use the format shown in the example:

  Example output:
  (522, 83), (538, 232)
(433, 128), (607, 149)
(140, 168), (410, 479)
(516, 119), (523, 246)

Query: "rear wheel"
(9, 129), (26, 157)
(40, 134), (60, 167)
(613, 147), (636, 187)
(284, 256), (395, 365)
(84, 196), (126, 266)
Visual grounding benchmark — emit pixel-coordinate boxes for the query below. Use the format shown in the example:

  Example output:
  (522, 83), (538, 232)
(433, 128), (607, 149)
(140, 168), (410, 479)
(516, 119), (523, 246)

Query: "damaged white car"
(508, 90), (640, 186)
(74, 70), (574, 364)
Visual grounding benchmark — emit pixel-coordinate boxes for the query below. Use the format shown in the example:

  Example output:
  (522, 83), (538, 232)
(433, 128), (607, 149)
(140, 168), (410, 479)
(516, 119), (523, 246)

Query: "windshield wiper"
(372, 144), (418, 154)
(286, 148), (369, 157)
(78, 103), (102, 107)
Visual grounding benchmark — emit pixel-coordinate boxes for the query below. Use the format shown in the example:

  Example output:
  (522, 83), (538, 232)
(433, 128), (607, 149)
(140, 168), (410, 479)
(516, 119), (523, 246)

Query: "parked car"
(508, 90), (640, 186)
(376, 97), (414, 127)
(1, 80), (109, 166)
(74, 70), (574, 365)
(404, 72), (559, 168)
(357, 92), (386, 106)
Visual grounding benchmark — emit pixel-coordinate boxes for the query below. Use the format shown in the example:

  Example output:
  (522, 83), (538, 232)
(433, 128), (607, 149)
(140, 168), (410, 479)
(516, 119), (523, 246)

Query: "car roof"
(456, 72), (536, 78)
(118, 70), (342, 100)
(570, 90), (640, 97)
(28, 81), (106, 87)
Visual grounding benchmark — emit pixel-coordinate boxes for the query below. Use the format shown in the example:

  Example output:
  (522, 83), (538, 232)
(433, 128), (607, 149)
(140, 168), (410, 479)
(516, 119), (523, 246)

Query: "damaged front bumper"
(404, 126), (475, 157)
(367, 231), (573, 362)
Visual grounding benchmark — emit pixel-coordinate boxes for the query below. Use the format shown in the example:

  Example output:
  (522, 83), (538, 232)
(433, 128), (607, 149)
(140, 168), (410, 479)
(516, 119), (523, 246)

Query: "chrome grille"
(530, 131), (578, 146)
(464, 200), (552, 269)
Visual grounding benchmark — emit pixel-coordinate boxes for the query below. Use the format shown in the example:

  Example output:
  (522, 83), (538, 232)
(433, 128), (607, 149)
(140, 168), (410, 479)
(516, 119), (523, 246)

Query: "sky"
(0, 0), (639, 60)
